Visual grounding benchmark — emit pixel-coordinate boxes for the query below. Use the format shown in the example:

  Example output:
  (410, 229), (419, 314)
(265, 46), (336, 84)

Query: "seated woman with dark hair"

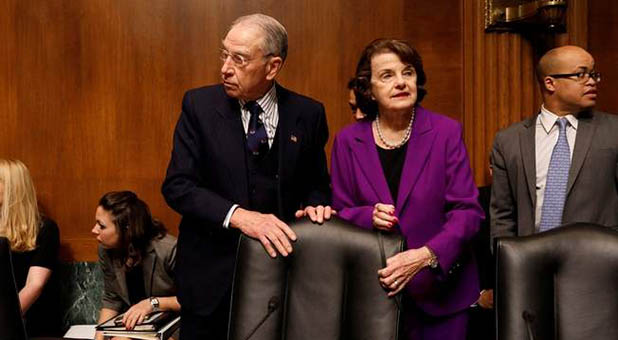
(92, 191), (179, 340)
(331, 39), (483, 339)
(0, 159), (61, 337)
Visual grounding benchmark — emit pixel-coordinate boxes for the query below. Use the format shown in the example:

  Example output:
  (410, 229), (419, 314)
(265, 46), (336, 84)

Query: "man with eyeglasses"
(162, 14), (332, 339)
(490, 45), (618, 247)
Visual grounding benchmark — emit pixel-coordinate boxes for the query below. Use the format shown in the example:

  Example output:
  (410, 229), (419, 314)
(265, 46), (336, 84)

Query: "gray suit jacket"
(99, 234), (177, 312)
(490, 110), (618, 244)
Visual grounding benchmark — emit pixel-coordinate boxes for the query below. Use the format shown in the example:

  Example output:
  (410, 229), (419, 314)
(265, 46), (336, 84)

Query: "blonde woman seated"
(0, 159), (61, 337)
(92, 191), (179, 340)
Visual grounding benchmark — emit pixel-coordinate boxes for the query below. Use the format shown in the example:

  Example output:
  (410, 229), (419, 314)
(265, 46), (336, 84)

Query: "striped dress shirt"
(239, 84), (278, 148)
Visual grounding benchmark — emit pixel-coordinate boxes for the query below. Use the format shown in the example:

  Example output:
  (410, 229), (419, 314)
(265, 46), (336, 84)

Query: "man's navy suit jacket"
(162, 83), (331, 316)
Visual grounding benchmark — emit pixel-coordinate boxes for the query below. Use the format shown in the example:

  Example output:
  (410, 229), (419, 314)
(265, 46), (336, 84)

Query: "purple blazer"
(331, 106), (483, 316)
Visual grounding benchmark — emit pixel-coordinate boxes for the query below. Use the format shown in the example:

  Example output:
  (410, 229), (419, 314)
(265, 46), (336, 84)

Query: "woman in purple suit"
(331, 39), (483, 339)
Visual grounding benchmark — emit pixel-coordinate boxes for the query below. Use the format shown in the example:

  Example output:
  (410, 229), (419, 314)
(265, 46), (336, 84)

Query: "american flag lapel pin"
(290, 134), (298, 143)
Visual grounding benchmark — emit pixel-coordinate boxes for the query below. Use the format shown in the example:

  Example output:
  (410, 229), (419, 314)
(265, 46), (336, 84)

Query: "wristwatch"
(149, 297), (160, 312)
(426, 247), (439, 269)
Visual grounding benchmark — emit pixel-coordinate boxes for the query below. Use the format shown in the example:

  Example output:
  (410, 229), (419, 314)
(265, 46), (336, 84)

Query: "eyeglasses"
(219, 49), (273, 68)
(548, 70), (601, 83)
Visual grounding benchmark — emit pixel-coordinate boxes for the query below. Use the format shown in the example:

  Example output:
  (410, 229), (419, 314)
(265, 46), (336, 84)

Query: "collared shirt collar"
(239, 83), (277, 111)
(539, 104), (579, 134)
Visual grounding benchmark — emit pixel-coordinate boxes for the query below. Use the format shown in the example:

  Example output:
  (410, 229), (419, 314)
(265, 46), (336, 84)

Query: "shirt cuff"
(223, 204), (239, 229)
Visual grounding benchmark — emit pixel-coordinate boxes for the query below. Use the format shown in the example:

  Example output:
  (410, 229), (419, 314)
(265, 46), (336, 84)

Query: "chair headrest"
(229, 217), (405, 340)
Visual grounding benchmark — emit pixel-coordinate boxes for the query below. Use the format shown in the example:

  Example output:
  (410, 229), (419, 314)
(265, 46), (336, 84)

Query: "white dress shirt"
(223, 84), (279, 228)
(534, 105), (578, 229)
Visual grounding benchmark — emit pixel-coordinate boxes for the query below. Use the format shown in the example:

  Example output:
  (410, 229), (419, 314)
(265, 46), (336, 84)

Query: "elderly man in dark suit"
(490, 45), (618, 245)
(162, 14), (332, 339)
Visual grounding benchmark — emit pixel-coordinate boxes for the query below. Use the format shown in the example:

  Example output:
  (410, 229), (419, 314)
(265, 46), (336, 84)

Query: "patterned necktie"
(244, 101), (268, 156)
(539, 118), (571, 232)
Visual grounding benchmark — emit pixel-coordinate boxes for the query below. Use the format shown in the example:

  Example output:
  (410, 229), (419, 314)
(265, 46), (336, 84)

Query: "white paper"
(64, 324), (97, 339)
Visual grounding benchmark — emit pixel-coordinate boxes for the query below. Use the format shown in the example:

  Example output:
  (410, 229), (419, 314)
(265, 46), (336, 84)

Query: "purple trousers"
(402, 296), (469, 340)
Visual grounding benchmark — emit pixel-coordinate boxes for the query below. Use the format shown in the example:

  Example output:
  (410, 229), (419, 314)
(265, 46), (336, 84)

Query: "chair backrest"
(228, 217), (404, 340)
(0, 237), (28, 340)
(496, 223), (618, 340)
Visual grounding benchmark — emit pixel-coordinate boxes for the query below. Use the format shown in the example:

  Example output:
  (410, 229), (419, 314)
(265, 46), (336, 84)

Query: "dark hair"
(347, 77), (358, 90)
(98, 191), (166, 265)
(347, 77), (371, 120)
(353, 39), (427, 119)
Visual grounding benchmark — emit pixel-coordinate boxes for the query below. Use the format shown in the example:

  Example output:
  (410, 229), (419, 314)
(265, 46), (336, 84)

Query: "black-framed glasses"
(548, 71), (601, 83)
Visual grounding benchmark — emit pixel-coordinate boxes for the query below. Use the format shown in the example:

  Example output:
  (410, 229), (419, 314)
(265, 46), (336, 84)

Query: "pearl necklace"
(375, 107), (415, 149)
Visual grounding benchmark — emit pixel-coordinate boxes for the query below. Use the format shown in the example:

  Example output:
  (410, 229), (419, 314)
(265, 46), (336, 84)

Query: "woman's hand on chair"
(372, 203), (398, 231)
(378, 246), (434, 297)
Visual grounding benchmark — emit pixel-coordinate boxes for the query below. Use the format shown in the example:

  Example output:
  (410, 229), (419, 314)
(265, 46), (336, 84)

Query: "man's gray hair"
(229, 14), (288, 62)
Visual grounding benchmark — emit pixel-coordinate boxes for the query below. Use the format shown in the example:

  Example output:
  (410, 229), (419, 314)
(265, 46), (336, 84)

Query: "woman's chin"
(380, 101), (416, 113)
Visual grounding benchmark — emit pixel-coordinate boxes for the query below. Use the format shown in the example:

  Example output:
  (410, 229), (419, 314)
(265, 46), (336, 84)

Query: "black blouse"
(10, 217), (61, 336)
(11, 217), (59, 287)
(126, 264), (147, 306)
(377, 142), (408, 204)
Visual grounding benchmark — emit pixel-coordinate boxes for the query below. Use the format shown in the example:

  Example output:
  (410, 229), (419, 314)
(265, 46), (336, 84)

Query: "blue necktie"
(539, 118), (571, 232)
(245, 101), (268, 156)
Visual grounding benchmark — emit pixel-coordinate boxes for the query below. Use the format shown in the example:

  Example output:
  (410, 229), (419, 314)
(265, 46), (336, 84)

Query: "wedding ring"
(394, 280), (398, 286)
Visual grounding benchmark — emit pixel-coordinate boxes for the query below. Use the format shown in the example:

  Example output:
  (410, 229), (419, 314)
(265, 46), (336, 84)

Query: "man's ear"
(265, 57), (283, 80)
(544, 76), (556, 93)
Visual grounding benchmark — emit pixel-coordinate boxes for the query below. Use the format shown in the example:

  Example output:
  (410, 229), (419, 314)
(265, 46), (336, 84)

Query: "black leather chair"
(495, 223), (618, 340)
(228, 217), (404, 340)
(0, 237), (28, 340)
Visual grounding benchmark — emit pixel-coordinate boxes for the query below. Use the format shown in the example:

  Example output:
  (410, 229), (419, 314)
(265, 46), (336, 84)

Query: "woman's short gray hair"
(229, 14), (288, 61)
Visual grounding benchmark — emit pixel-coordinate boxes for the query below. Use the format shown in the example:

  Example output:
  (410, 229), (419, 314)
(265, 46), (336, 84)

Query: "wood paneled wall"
(0, 0), (462, 261)
(2, 0), (616, 260)
(463, 0), (539, 186)
(462, 0), (608, 186)
(588, 0), (618, 114)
